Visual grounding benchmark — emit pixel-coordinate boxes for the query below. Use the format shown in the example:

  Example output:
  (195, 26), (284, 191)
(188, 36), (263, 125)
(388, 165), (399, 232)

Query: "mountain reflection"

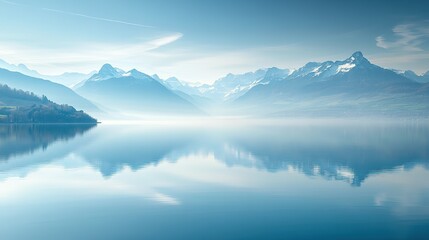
(0, 124), (96, 161)
(75, 123), (429, 186)
(1, 122), (429, 186)
(80, 127), (197, 177)
(223, 124), (429, 186)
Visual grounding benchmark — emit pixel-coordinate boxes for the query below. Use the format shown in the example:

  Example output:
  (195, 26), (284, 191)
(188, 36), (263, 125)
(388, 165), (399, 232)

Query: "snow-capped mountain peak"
(290, 51), (372, 79)
(344, 51), (370, 66)
(86, 64), (156, 83)
(89, 64), (125, 81)
(99, 64), (122, 75)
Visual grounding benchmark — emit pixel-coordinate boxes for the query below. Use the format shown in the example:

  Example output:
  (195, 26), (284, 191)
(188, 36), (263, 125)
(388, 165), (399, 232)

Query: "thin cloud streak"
(0, 0), (154, 28)
(0, 0), (26, 7)
(41, 7), (155, 28)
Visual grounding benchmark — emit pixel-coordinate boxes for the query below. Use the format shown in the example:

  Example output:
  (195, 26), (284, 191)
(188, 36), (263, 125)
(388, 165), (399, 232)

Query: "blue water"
(0, 121), (428, 239)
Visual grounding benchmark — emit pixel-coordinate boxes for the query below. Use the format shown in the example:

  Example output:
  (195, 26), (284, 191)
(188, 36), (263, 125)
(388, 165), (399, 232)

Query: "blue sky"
(0, 0), (428, 83)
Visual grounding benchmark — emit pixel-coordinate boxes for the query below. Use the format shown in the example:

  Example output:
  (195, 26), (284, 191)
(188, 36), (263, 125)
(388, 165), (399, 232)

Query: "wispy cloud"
(376, 21), (429, 51)
(0, 0), (25, 7)
(0, 0), (154, 28)
(0, 33), (183, 74)
(148, 33), (184, 48)
(41, 7), (154, 28)
(373, 21), (429, 74)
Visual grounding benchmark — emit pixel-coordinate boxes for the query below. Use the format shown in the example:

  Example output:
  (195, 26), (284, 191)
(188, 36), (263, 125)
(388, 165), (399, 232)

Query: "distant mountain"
(0, 59), (41, 78)
(48, 71), (96, 87)
(393, 69), (429, 83)
(0, 68), (99, 112)
(155, 67), (292, 102)
(3, 54), (427, 117)
(198, 68), (269, 101)
(0, 84), (97, 123)
(197, 68), (289, 101)
(0, 58), (95, 87)
(162, 77), (203, 97)
(235, 51), (429, 117)
(149, 75), (214, 110)
(87, 63), (125, 81)
(72, 64), (126, 89)
(75, 64), (203, 115)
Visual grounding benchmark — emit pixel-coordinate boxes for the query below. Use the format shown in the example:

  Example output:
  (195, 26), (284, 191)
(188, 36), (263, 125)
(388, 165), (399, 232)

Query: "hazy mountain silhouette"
(2, 52), (428, 117)
(75, 64), (203, 115)
(0, 68), (99, 112)
(394, 69), (429, 84)
(0, 58), (95, 87)
(158, 68), (292, 102)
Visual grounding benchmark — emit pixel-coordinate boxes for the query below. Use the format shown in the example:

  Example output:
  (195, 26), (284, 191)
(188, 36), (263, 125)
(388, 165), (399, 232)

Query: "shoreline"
(0, 122), (100, 125)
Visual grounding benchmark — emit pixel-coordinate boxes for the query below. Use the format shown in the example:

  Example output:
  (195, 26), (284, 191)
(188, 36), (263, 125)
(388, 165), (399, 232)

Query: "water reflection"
(222, 124), (429, 186)
(0, 122), (428, 186)
(0, 122), (429, 239)
(0, 124), (95, 161)
(78, 127), (198, 177)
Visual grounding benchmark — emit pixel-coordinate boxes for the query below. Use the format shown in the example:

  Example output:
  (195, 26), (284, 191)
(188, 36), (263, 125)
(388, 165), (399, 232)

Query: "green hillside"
(0, 84), (97, 123)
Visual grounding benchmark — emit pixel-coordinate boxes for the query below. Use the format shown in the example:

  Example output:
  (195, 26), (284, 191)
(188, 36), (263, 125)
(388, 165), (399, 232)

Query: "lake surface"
(0, 120), (429, 239)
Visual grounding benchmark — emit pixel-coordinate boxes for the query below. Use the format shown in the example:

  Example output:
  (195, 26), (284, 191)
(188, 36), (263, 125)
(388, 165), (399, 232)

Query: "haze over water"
(0, 120), (428, 239)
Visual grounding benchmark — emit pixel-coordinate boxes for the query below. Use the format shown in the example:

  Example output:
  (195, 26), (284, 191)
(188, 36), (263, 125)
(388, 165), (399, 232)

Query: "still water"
(0, 121), (428, 239)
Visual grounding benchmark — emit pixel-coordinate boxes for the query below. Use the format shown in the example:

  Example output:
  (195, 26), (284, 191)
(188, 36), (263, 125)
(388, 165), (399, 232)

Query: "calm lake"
(0, 120), (429, 239)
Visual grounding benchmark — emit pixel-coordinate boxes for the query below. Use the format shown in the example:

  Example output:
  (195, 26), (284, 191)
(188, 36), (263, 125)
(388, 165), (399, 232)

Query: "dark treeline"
(0, 84), (43, 102)
(0, 84), (97, 123)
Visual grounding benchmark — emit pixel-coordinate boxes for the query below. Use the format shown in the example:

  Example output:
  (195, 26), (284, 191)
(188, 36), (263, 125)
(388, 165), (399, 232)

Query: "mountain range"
(0, 52), (428, 118)
(153, 67), (293, 103)
(393, 69), (429, 84)
(75, 64), (202, 115)
(234, 52), (429, 116)
(0, 59), (95, 87)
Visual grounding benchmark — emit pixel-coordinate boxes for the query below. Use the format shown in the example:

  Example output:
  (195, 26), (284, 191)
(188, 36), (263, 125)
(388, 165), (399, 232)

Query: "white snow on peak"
(392, 69), (406, 74)
(86, 64), (158, 83)
(336, 63), (356, 73)
(88, 64), (125, 82)
(311, 66), (323, 76)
